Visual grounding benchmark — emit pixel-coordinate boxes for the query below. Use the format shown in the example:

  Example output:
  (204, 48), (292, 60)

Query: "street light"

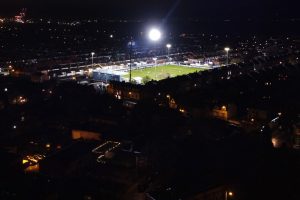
(166, 44), (172, 62)
(224, 47), (230, 67)
(91, 52), (95, 68)
(225, 191), (234, 200)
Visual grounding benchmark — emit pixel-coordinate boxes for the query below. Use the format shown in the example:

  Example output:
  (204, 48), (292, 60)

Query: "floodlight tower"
(148, 28), (162, 80)
(166, 43), (172, 62)
(91, 52), (95, 68)
(224, 47), (230, 67)
(149, 28), (162, 42)
(129, 37), (134, 83)
(153, 57), (158, 79)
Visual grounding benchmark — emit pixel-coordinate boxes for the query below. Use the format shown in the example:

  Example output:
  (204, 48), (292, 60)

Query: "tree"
(130, 79), (138, 84)
(142, 76), (152, 84)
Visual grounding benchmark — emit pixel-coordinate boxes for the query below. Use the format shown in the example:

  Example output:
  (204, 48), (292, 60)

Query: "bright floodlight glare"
(149, 28), (161, 41)
(166, 44), (172, 48)
(91, 52), (95, 56)
(224, 47), (230, 52)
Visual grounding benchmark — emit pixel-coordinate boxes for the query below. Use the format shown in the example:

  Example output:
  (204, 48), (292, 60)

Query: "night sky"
(1, 0), (299, 19)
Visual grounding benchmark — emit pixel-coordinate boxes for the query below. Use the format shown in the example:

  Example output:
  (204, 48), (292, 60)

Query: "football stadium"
(92, 62), (210, 84)
(122, 64), (205, 81)
(91, 28), (215, 84)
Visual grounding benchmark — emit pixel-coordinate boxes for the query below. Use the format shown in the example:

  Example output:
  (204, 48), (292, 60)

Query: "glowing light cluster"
(22, 154), (45, 165)
(92, 141), (121, 163)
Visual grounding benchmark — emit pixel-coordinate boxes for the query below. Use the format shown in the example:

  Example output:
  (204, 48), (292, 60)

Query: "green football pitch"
(123, 65), (206, 81)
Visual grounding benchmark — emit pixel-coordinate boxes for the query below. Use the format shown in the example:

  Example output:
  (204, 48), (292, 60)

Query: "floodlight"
(149, 28), (161, 41)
